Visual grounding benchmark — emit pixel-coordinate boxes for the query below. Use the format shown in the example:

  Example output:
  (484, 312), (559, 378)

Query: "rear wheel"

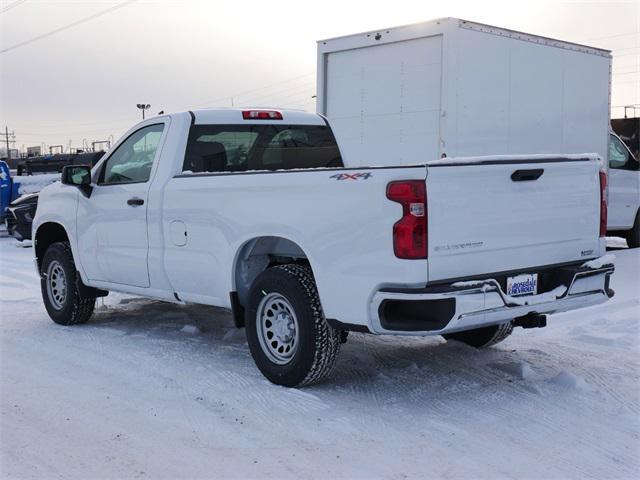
(626, 210), (640, 248)
(40, 242), (95, 325)
(245, 264), (342, 387)
(443, 322), (513, 348)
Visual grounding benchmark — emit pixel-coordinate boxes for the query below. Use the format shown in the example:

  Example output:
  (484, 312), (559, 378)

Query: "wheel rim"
(46, 260), (67, 310)
(256, 293), (299, 365)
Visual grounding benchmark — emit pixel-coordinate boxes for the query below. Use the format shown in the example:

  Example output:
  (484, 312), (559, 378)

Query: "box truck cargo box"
(316, 18), (611, 167)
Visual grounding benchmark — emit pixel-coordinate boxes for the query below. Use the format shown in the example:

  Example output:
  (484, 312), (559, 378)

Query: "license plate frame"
(506, 273), (538, 297)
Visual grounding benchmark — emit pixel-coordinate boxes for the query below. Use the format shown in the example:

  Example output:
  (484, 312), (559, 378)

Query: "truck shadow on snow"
(81, 296), (582, 408)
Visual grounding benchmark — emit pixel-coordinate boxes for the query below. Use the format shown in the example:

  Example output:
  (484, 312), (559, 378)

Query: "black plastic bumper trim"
(378, 298), (456, 332)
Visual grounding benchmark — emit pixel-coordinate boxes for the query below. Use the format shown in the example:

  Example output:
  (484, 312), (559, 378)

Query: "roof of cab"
(188, 108), (326, 126)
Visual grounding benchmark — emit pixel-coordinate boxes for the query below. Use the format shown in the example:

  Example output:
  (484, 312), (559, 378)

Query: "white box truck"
(316, 18), (611, 166)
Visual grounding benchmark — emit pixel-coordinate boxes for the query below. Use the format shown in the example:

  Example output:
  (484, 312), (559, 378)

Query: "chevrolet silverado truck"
(32, 108), (615, 387)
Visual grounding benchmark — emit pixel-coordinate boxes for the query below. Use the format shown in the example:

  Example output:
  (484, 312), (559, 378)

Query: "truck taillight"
(386, 180), (427, 259)
(242, 110), (283, 120)
(599, 171), (607, 238)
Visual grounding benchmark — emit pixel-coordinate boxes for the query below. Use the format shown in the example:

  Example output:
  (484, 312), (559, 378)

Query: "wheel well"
(234, 236), (310, 308)
(35, 222), (70, 270)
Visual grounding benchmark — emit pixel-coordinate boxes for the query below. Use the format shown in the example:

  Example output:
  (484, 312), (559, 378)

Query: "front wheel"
(245, 264), (342, 387)
(442, 322), (513, 348)
(626, 210), (640, 248)
(40, 242), (95, 325)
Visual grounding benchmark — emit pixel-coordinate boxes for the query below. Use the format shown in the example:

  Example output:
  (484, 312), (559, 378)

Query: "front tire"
(245, 264), (341, 387)
(443, 322), (513, 348)
(626, 210), (640, 248)
(40, 242), (95, 325)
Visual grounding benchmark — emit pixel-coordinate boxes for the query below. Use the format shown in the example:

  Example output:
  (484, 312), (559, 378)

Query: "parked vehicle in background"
(17, 151), (105, 176)
(2, 152), (104, 241)
(5, 193), (38, 241)
(33, 109), (614, 387)
(611, 117), (639, 159)
(608, 131), (639, 247)
(2, 160), (58, 223)
(0, 161), (12, 223)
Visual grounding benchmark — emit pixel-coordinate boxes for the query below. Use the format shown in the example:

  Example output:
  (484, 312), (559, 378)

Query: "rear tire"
(245, 264), (342, 387)
(40, 242), (95, 325)
(625, 210), (640, 248)
(443, 322), (513, 348)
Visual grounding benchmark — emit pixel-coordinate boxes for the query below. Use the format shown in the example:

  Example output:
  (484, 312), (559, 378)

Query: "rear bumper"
(369, 263), (615, 336)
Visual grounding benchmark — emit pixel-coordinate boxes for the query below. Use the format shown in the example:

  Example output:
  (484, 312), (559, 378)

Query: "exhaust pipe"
(513, 312), (547, 329)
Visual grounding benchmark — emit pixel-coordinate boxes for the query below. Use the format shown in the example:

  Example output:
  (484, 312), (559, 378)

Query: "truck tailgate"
(426, 157), (602, 282)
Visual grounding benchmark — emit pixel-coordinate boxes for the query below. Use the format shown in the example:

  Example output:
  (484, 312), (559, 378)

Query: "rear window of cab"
(182, 124), (343, 173)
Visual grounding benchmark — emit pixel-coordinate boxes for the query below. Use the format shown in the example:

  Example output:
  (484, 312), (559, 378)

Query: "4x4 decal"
(330, 172), (372, 181)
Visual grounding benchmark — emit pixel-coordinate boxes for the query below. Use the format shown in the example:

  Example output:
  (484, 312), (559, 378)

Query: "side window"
(609, 134), (630, 169)
(99, 124), (164, 184)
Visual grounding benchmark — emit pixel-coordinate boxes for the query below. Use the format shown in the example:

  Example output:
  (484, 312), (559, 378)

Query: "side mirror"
(61, 165), (93, 197)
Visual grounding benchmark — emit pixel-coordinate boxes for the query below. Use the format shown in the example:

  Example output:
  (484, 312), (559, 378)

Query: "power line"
(0, 0), (27, 14)
(185, 72), (314, 109)
(0, 0), (138, 54)
(236, 81), (316, 106)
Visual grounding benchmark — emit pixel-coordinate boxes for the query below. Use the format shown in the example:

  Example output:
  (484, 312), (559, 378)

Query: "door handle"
(511, 169), (544, 182)
(127, 197), (144, 206)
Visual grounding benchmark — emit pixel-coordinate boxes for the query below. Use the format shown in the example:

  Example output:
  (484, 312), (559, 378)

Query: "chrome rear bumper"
(369, 264), (614, 336)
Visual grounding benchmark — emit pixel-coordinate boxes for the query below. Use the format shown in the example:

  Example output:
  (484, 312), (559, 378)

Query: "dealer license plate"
(506, 273), (538, 296)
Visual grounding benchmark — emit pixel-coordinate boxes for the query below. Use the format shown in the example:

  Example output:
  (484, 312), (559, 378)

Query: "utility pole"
(1, 126), (16, 159)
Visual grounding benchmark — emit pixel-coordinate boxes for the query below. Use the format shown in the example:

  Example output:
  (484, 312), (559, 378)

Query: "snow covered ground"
(1, 235), (638, 479)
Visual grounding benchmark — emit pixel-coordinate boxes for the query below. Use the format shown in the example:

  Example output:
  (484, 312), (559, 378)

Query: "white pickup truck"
(33, 108), (614, 387)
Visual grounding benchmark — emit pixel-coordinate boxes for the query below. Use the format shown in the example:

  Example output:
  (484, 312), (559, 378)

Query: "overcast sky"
(0, 0), (638, 152)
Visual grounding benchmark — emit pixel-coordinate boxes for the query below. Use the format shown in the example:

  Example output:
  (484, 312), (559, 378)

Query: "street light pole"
(136, 103), (151, 120)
